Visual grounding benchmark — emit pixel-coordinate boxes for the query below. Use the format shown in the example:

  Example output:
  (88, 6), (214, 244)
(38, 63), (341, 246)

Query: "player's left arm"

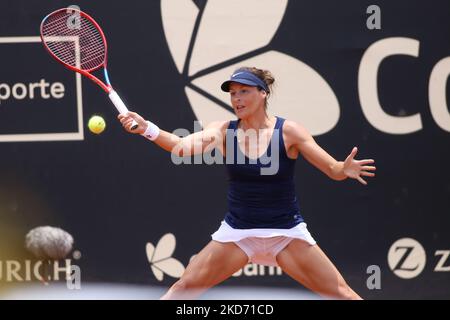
(284, 120), (376, 185)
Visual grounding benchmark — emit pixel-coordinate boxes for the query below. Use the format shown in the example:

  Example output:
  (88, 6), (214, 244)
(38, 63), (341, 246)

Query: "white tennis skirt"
(211, 220), (317, 266)
(211, 220), (316, 244)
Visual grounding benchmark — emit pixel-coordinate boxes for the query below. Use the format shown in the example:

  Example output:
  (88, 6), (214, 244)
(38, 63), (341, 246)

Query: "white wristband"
(141, 121), (160, 141)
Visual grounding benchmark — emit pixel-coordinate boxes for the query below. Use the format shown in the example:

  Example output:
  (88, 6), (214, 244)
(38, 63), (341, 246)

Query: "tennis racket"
(40, 7), (138, 130)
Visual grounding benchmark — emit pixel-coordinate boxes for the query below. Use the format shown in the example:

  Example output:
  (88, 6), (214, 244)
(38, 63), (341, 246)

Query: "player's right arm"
(118, 112), (228, 156)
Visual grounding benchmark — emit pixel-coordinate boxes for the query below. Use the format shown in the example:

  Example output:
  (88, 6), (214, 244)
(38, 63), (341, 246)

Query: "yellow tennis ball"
(88, 115), (106, 134)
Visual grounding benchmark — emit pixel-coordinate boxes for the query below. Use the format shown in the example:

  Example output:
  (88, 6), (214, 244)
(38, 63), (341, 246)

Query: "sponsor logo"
(388, 238), (426, 279)
(0, 37), (83, 142)
(161, 0), (450, 135)
(146, 233), (185, 281)
(146, 233), (283, 281)
(388, 238), (450, 279)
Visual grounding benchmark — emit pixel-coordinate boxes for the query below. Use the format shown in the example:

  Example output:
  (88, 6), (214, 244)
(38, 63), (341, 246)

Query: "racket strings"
(41, 10), (106, 71)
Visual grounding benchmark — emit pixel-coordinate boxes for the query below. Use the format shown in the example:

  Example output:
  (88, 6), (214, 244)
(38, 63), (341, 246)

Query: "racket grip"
(108, 90), (138, 130)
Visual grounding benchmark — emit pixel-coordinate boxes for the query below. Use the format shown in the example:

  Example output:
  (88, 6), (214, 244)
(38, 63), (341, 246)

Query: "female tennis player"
(118, 67), (376, 300)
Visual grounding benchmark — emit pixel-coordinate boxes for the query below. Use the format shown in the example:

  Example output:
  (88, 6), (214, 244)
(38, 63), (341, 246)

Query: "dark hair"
(236, 67), (275, 108)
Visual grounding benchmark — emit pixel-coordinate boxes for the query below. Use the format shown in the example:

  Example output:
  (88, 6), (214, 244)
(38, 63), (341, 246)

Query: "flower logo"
(146, 233), (185, 281)
(161, 0), (340, 135)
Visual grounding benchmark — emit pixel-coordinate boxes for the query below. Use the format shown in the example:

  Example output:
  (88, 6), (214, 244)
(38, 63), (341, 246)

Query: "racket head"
(40, 8), (108, 73)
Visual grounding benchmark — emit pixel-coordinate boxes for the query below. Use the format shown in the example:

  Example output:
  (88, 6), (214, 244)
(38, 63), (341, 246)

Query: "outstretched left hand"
(343, 147), (376, 185)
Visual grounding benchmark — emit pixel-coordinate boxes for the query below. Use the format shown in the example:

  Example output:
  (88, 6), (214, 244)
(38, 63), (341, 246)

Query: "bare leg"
(161, 240), (248, 300)
(276, 239), (362, 300)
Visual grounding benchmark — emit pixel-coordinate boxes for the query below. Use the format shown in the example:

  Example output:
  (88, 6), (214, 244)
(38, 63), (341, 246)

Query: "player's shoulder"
(204, 120), (231, 131)
(282, 119), (305, 133)
(281, 119), (311, 140)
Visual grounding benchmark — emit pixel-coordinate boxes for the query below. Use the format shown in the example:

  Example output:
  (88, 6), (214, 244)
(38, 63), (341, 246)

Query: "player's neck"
(239, 113), (275, 130)
(239, 112), (275, 131)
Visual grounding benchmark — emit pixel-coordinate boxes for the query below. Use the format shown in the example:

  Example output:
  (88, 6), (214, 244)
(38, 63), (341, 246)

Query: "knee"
(171, 278), (201, 291)
(171, 276), (207, 293)
(161, 278), (205, 300)
(334, 281), (361, 300)
(170, 279), (189, 291)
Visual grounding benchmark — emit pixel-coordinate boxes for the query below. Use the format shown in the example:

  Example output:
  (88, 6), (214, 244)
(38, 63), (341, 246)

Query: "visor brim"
(220, 79), (261, 92)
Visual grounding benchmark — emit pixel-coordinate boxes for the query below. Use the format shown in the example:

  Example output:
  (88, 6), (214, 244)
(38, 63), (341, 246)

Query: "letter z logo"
(388, 238), (426, 279)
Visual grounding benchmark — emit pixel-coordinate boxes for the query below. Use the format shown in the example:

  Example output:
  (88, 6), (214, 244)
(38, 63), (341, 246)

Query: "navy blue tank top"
(224, 116), (304, 229)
